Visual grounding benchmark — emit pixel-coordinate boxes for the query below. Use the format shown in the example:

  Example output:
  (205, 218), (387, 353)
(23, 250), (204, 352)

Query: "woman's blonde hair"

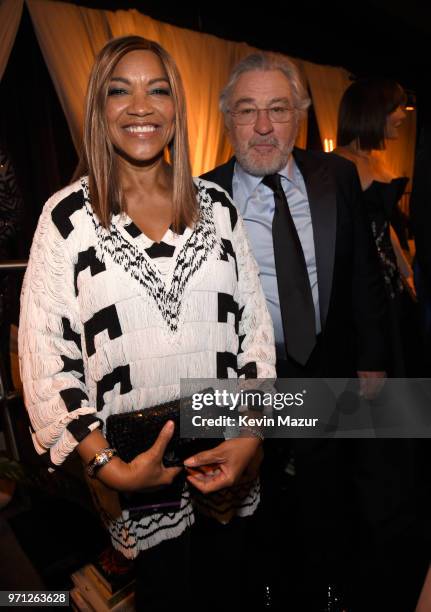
(74, 35), (197, 232)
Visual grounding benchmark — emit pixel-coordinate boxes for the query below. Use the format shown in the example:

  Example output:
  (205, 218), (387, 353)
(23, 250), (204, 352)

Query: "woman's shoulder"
(193, 176), (238, 231)
(333, 148), (388, 191)
(43, 176), (88, 217)
(364, 176), (408, 203)
(36, 177), (92, 245)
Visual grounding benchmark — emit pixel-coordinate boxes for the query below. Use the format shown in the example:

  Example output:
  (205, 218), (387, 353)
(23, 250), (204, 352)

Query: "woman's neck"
(344, 141), (374, 160)
(117, 156), (172, 194)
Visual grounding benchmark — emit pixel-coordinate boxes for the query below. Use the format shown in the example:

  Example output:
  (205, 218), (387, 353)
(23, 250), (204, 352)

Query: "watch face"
(87, 448), (116, 478)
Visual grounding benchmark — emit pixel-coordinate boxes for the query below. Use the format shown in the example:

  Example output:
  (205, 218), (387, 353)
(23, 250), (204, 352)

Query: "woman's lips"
(123, 124), (159, 136)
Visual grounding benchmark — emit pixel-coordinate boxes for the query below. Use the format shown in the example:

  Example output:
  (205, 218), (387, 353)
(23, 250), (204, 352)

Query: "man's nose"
(254, 109), (274, 134)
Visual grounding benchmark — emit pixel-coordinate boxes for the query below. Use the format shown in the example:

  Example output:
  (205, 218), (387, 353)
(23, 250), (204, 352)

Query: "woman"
(19, 36), (275, 609)
(334, 77), (417, 376)
(334, 79), (428, 611)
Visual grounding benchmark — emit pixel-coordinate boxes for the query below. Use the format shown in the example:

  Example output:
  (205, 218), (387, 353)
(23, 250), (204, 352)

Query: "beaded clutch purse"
(106, 388), (218, 468)
(105, 389), (220, 517)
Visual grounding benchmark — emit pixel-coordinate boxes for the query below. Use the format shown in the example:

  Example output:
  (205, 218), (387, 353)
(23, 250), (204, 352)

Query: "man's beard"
(234, 136), (295, 177)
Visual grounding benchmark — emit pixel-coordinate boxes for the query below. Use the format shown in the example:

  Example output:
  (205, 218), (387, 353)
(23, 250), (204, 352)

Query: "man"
(203, 52), (385, 379)
(202, 52), (388, 610)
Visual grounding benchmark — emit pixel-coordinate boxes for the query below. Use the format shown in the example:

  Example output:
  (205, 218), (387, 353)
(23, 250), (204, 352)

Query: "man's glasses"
(228, 105), (296, 125)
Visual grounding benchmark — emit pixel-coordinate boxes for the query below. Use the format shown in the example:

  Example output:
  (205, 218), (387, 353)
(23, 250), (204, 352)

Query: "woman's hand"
(122, 421), (183, 491)
(79, 421), (182, 492)
(183, 437), (262, 494)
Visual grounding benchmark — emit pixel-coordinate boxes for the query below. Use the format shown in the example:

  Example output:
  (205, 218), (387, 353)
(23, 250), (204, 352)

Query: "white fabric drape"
(303, 60), (351, 151)
(27, 0), (111, 151)
(26, 0), (308, 174)
(23, 0), (417, 182)
(0, 0), (24, 80)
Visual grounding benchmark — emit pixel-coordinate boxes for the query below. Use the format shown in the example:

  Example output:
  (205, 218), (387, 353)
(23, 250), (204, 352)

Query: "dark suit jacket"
(202, 148), (386, 376)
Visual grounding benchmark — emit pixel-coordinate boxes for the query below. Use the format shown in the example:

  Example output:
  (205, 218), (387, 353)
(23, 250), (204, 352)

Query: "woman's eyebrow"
(147, 77), (170, 85)
(109, 76), (170, 85)
(109, 76), (130, 84)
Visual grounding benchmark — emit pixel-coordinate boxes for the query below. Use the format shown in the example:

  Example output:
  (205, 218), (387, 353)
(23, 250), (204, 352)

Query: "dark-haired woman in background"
(334, 79), (428, 611)
(334, 78), (419, 376)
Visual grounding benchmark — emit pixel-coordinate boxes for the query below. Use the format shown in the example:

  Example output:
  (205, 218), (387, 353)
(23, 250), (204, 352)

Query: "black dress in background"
(363, 177), (421, 376)
(349, 178), (429, 611)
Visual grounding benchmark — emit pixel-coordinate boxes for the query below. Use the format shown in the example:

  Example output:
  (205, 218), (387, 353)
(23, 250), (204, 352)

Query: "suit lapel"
(293, 148), (337, 329)
(201, 157), (236, 198)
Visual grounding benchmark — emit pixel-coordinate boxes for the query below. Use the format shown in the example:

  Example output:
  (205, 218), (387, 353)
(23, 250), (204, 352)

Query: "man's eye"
(150, 88), (171, 96)
(107, 88), (128, 96)
(238, 108), (256, 115)
(271, 106), (288, 114)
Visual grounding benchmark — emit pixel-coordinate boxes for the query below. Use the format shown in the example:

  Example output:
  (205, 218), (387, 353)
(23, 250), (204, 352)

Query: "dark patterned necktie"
(262, 174), (316, 365)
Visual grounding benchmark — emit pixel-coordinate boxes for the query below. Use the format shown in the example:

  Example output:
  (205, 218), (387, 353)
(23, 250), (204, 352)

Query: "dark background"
(1, 0), (430, 256)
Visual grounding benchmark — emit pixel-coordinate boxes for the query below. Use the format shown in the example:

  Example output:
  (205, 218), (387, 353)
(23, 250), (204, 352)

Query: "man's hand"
(183, 437), (262, 494)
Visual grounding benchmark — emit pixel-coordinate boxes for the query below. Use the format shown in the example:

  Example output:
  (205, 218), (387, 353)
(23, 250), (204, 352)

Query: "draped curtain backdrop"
(25, 0), (415, 180)
(304, 61), (351, 151)
(26, 0), (308, 174)
(0, 0), (24, 80)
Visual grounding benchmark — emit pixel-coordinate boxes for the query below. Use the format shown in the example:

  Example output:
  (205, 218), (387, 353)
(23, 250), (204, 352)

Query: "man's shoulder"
(200, 157), (235, 195)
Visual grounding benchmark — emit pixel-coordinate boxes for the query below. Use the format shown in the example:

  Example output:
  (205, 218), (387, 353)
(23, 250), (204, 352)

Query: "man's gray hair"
(220, 51), (311, 119)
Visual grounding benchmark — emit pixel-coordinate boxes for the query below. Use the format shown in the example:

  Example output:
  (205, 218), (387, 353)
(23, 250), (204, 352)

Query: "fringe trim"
(80, 178), (221, 336)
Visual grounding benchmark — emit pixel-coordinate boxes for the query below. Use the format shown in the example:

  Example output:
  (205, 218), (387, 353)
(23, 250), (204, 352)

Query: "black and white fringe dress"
(19, 176), (276, 558)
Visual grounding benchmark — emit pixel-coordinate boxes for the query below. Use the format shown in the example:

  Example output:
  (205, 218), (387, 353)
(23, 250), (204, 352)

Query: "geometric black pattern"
(145, 241), (176, 259)
(238, 306), (245, 354)
(124, 221), (142, 238)
(238, 362), (258, 379)
(84, 304), (122, 357)
(66, 412), (102, 443)
(216, 351), (257, 378)
(238, 334), (246, 355)
(60, 355), (84, 379)
(74, 246), (106, 295)
(51, 190), (85, 239)
(62, 317), (82, 352)
(205, 187), (238, 230)
(96, 364), (132, 411)
(81, 179), (217, 334)
(219, 238), (238, 279)
(218, 293), (239, 334)
(216, 351), (237, 378)
(59, 387), (88, 412)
